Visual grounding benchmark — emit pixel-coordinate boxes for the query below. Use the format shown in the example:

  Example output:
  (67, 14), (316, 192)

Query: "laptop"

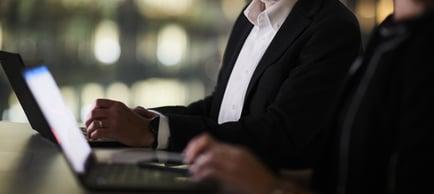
(22, 65), (215, 192)
(0, 51), (124, 147)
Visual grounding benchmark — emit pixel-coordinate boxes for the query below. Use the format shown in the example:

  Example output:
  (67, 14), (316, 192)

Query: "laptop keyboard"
(86, 163), (191, 188)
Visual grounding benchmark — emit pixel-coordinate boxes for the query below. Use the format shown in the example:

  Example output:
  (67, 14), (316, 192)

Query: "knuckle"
(202, 135), (212, 145)
(95, 98), (104, 105)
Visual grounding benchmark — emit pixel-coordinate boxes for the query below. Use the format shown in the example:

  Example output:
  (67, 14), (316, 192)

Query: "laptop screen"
(23, 66), (91, 173)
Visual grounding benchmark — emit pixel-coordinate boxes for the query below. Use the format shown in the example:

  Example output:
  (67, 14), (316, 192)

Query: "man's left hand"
(85, 99), (155, 147)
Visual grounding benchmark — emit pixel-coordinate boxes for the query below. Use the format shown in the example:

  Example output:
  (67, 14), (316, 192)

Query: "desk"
(0, 121), (193, 194)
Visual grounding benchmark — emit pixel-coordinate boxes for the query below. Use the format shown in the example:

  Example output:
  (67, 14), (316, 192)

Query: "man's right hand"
(184, 134), (279, 194)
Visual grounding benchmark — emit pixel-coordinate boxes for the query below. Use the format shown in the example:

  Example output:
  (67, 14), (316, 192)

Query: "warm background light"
(136, 0), (194, 17)
(221, 0), (246, 21)
(106, 82), (131, 105)
(61, 86), (79, 118)
(0, 0), (390, 123)
(80, 83), (105, 121)
(376, 0), (394, 23)
(94, 20), (121, 65)
(157, 24), (188, 67)
(356, 0), (376, 32)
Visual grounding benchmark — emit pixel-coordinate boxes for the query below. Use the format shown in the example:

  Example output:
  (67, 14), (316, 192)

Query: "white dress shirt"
(156, 0), (297, 149)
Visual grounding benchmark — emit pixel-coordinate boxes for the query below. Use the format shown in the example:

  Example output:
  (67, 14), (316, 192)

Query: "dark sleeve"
(152, 95), (214, 116)
(166, 17), (361, 169)
(394, 44), (434, 194)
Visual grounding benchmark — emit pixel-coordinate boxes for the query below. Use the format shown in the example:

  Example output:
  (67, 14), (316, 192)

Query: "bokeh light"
(106, 82), (131, 106)
(376, 0), (393, 23)
(157, 24), (188, 66)
(1, 0), (380, 123)
(136, 0), (194, 17)
(80, 83), (105, 121)
(94, 20), (121, 65)
(132, 79), (187, 108)
(356, 0), (376, 32)
(221, 0), (245, 21)
(61, 86), (79, 118)
(4, 93), (27, 122)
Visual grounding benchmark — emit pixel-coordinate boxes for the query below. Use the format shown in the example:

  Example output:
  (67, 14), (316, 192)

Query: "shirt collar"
(244, 0), (298, 30)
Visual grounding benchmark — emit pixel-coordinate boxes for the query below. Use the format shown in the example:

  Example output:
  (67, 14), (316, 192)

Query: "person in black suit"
(85, 0), (361, 169)
(183, 0), (434, 194)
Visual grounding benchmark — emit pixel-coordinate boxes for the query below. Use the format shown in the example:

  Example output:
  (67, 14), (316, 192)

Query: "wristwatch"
(149, 116), (160, 149)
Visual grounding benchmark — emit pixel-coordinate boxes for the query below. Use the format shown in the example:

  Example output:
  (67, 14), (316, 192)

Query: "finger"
(184, 134), (217, 164)
(90, 128), (112, 140)
(190, 153), (226, 182)
(190, 152), (241, 190)
(94, 98), (116, 109)
(189, 153), (218, 174)
(86, 119), (109, 138)
(85, 108), (109, 127)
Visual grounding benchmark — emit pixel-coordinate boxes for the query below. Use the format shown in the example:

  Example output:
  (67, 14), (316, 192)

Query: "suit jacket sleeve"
(163, 17), (361, 168)
(152, 94), (214, 116)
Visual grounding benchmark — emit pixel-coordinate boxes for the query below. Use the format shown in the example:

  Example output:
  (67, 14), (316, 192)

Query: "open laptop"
(0, 51), (125, 147)
(22, 65), (215, 192)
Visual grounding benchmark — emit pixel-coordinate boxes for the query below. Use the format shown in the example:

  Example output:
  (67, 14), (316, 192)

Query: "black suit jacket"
(154, 0), (361, 168)
(312, 11), (434, 194)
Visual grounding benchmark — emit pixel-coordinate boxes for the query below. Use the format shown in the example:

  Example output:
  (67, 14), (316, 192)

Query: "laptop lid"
(0, 51), (55, 142)
(23, 66), (92, 174)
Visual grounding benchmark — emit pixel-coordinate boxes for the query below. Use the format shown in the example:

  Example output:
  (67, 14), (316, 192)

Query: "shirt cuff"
(148, 110), (170, 150)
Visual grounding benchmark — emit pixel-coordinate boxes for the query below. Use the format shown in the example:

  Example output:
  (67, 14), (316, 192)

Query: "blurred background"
(0, 0), (393, 122)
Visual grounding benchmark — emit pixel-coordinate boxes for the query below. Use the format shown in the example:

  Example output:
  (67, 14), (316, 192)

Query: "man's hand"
(85, 99), (155, 147)
(184, 134), (278, 194)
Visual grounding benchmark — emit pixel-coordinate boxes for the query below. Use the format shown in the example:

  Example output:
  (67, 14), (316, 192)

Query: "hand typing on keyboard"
(84, 99), (156, 147)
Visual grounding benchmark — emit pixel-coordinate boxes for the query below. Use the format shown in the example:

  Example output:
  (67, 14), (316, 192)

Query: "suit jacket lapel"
(244, 0), (323, 101)
(212, 16), (253, 119)
(220, 17), (254, 91)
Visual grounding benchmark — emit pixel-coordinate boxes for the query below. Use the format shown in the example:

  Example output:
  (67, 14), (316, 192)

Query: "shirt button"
(232, 105), (236, 110)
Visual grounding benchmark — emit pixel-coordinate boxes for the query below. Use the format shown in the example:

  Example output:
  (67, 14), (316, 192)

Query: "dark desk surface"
(0, 121), (189, 194)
